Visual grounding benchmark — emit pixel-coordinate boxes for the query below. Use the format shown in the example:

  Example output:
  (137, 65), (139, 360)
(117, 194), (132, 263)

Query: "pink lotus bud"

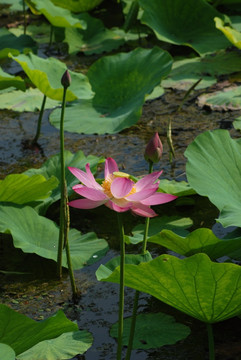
(144, 132), (163, 163)
(61, 69), (71, 88)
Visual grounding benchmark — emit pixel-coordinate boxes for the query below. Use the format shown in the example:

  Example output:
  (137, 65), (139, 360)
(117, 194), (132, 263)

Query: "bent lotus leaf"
(96, 253), (241, 323)
(0, 174), (58, 204)
(0, 343), (15, 360)
(17, 331), (93, 360)
(50, 47), (172, 134)
(149, 228), (241, 260)
(0, 204), (108, 269)
(139, 0), (229, 55)
(185, 130), (241, 227)
(0, 28), (36, 59)
(25, 0), (86, 28)
(197, 85), (241, 111)
(51, 0), (103, 13)
(215, 17), (241, 49)
(10, 53), (93, 101)
(110, 313), (190, 349)
(0, 67), (25, 91)
(0, 304), (79, 355)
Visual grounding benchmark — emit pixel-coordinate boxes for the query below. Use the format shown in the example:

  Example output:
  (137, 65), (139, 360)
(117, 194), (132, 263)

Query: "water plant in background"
(68, 154), (177, 359)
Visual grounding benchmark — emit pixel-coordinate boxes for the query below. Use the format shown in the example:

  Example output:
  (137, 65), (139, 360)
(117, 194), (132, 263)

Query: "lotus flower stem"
(32, 94), (46, 144)
(207, 323), (215, 360)
(22, 0), (27, 35)
(125, 161), (153, 360)
(117, 212), (125, 360)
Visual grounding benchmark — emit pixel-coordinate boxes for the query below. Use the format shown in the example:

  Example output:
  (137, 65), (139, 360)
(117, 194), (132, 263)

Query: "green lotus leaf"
(17, 331), (93, 360)
(24, 150), (104, 213)
(185, 130), (241, 227)
(50, 47), (172, 134)
(110, 313), (190, 349)
(9, 24), (51, 44)
(0, 174), (58, 204)
(139, 0), (230, 55)
(163, 51), (241, 90)
(126, 216), (192, 245)
(96, 253), (241, 323)
(215, 17), (241, 49)
(0, 88), (60, 112)
(0, 67), (25, 91)
(65, 13), (145, 55)
(0, 28), (36, 59)
(0, 304), (78, 355)
(158, 179), (195, 196)
(149, 228), (241, 260)
(25, 0), (86, 28)
(0, 343), (15, 360)
(10, 53), (93, 101)
(51, 0), (103, 12)
(0, 204), (109, 269)
(0, 0), (23, 11)
(197, 85), (241, 110)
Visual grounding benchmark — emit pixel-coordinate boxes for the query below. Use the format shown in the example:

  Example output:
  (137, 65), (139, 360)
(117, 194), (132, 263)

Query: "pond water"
(1, 79), (241, 359)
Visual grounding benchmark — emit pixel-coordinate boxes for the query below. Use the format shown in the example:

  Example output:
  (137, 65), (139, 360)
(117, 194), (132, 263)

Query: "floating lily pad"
(51, 0), (103, 12)
(97, 253), (241, 323)
(0, 88), (61, 111)
(25, 0), (86, 28)
(185, 129), (241, 227)
(10, 53), (93, 101)
(0, 174), (58, 204)
(0, 67), (25, 91)
(65, 13), (145, 55)
(149, 228), (241, 260)
(197, 85), (241, 110)
(110, 313), (190, 349)
(17, 331), (93, 360)
(163, 51), (241, 90)
(0, 28), (36, 59)
(0, 305), (77, 355)
(139, 0), (229, 55)
(126, 216), (192, 245)
(50, 47), (172, 134)
(0, 204), (109, 269)
(0, 343), (15, 360)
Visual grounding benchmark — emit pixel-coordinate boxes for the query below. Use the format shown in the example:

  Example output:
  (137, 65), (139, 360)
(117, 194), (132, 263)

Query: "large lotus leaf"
(65, 13), (145, 55)
(51, 0), (103, 12)
(0, 304), (78, 355)
(126, 216), (192, 245)
(50, 47), (173, 134)
(0, 88), (61, 112)
(0, 204), (108, 269)
(163, 51), (241, 90)
(215, 17), (241, 49)
(185, 130), (241, 227)
(149, 228), (241, 260)
(0, 67), (25, 91)
(96, 253), (241, 323)
(110, 313), (190, 349)
(0, 28), (36, 59)
(0, 344), (15, 360)
(25, 0), (86, 28)
(139, 0), (230, 55)
(0, 174), (58, 204)
(17, 331), (93, 360)
(24, 150), (104, 212)
(10, 53), (93, 101)
(197, 85), (241, 110)
(9, 24), (52, 44)
(0, 0), (23, 11)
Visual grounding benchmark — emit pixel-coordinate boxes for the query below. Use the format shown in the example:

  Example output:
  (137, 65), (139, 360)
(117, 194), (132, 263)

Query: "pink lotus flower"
(68, 158), (177, 217)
